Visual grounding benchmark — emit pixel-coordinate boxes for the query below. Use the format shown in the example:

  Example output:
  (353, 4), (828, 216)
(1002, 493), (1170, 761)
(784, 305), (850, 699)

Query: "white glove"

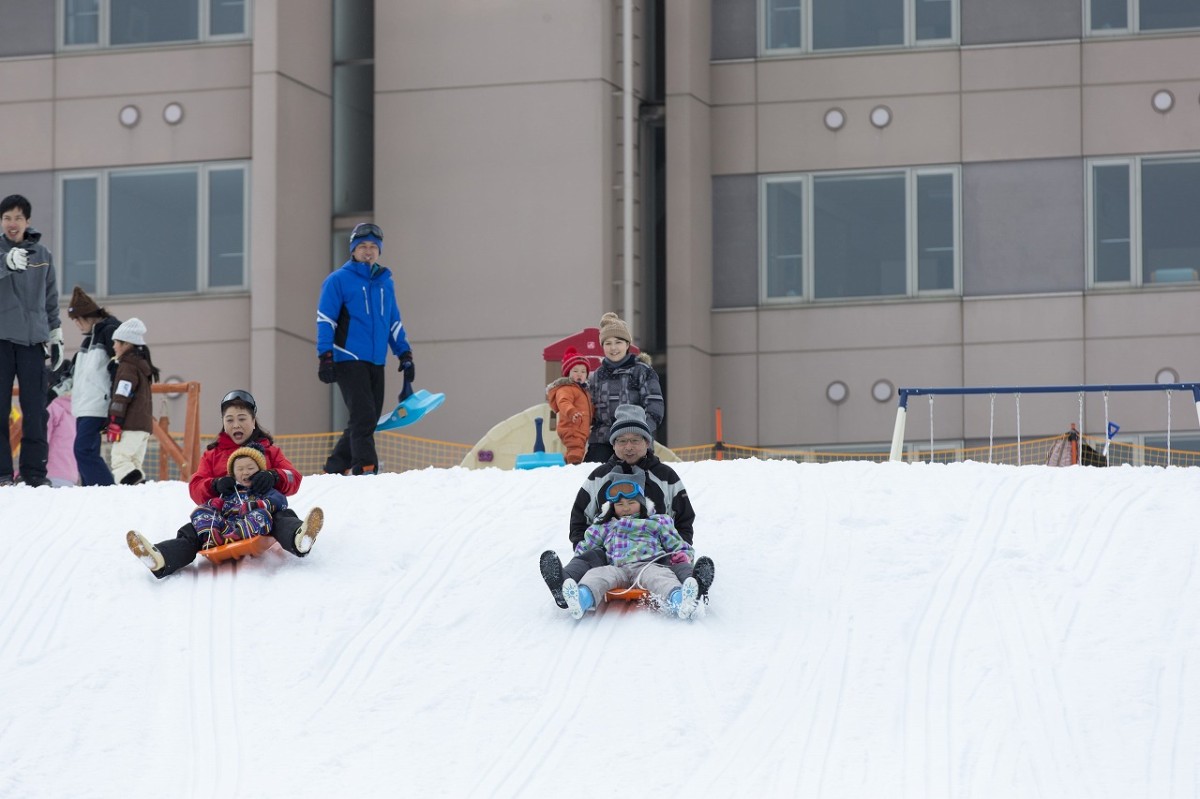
(4, 247), (28, 271)
(46, 327), (65, 371)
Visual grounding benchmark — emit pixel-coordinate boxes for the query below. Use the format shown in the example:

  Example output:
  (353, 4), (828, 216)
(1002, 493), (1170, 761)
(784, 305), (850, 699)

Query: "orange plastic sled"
(605, 587), (649, 603)
(199, 535), (278, 564)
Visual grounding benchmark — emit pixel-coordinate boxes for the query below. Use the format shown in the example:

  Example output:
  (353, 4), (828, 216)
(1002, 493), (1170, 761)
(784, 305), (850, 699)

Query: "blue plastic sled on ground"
(376, 380), (445, 431)
(514, 416), (566, 469)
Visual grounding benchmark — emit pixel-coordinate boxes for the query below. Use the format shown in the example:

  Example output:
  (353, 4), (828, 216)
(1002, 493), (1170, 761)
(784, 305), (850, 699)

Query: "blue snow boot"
(562, 579), (595, 619)
(675, 577), (700, 620)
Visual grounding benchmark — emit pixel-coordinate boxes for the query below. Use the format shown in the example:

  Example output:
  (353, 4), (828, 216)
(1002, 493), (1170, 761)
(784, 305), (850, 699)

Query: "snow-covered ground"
(1, 459), (1197, 798)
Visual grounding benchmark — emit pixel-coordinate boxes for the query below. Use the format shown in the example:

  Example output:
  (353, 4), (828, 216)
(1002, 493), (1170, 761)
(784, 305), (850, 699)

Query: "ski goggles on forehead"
(605, 479), (643, 502)
(220, 389), (257, 415)
(350, 223), (383, 241)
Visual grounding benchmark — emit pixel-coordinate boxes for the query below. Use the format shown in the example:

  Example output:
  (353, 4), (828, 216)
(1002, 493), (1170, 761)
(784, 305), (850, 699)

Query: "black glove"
(318, 351), (335, 384)
(399, 352), (414, 383)
(249, 469), (277, 494)
(211, 476), (237, 495)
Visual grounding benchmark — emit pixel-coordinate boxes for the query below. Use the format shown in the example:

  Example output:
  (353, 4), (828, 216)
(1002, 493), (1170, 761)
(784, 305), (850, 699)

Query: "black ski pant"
(325, 360), (385, 474)
(0, 341), (48, 483)
(564, 546), (694, 588)
(151, 508), (307, 579)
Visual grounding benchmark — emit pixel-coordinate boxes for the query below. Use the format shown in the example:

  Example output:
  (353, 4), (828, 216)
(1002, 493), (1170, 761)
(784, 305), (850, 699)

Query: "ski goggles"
(605, 479), (644, 503)
(220, 389), (257, 415)
(350, 222), (383, 242)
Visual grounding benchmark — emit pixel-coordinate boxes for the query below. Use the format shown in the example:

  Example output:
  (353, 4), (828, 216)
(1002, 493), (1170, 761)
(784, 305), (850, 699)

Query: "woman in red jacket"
(126, 389), (323, 579)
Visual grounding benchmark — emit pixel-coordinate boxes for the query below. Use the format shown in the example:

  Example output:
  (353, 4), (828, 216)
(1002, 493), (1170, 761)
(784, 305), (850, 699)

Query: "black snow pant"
(0, 341), (49, 483)
(325, 360), (386, 475)
(151, 508), (307, 579)
(563, 546), (695, 588)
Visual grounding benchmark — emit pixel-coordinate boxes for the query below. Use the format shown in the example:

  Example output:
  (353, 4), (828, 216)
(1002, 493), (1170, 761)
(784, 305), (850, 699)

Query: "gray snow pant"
(579, 562), (682, 606)
(565, 547), (694, 591)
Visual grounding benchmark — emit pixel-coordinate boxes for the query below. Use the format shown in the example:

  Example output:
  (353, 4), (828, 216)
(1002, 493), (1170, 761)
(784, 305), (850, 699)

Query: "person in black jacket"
(540, 404), (715, 609)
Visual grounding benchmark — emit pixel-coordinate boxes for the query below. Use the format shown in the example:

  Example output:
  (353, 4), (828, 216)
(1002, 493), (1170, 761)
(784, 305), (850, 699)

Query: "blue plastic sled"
(376, 381), (445, 431)
(514, 416), (566, 469)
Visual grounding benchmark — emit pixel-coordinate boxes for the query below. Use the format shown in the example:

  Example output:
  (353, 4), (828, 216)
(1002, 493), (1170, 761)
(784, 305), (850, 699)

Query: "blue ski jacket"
(316, 259), (411, 364)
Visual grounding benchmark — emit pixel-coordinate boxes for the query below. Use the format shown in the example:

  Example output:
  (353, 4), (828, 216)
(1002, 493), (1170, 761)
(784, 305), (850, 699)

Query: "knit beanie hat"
(113, 317), (147, 346)
(349, 222), (383, 255)
(561, 347), (590, 378)
(599, 312), (631, 344)
(608, 404), (653, 445)
(227, 445), (268, 477)
(67, 286), (101, 319)
(602, 467), (653, 515)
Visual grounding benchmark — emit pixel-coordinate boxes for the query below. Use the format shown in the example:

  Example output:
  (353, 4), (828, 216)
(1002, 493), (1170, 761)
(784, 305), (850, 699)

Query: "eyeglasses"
(613, 435), (646, 446)
(350, 223), (383, 242)
(220, 389), (257, 415)
(605, 480), (643, 503)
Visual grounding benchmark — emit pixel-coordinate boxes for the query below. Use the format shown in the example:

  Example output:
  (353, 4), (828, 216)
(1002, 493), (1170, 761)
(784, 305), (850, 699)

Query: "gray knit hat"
(608, 404), (653, 445)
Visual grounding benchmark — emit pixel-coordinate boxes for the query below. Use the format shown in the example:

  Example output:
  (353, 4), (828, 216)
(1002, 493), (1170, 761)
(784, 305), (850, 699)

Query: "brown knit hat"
(599, 312), (631, 344)
(227, 446), (268, 477)
(67, 286), (101, 319)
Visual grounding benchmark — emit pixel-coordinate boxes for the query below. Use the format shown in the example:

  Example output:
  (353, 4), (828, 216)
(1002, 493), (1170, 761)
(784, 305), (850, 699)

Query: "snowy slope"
(1, 460), (1197, 799)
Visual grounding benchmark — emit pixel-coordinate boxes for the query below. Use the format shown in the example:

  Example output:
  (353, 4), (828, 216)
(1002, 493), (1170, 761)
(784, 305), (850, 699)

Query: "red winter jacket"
(188, 431), (302, 505)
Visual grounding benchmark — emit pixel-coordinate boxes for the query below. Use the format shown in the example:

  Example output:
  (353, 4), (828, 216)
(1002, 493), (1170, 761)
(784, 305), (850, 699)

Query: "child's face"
(602, 337), (629, 361)
(614, 497), (642, 518)
(223, 406), (256, 444)
(568, 364), (589, 384)
(232, 456), (260, 486)
(113, 340), (133, 357)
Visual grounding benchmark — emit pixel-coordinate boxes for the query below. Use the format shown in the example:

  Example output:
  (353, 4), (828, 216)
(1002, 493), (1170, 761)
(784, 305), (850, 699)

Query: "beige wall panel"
(376, 1), (610, 91)
(253, 0), (332, 94)
(1084, 289), (1200, 338)
(961, 87), (1082, 162)
(0, 58), (54, 103)
(0, 103), (53, 172)
(375, 81), (611, 344)
(963, 295), (1084, 344)
(55, 45), (251, 97)
(758, 93), (961, 173)
(757, 301), (963, 352)
(1082, 82), (1200, 156)
(666, 345), (717, 448)
(961, 43), (1080, 92)
(712, 104), (757, 175)
(711, 62), (756, 106)
(1083, 37), (1200, 85)
(664, 0), (711, 104)
(709, 352), (758, 444)
(756, 50), (960, 104)
(961, 340), (1084, 438)
(54, 89), (252, 169)
(1083, 336), (1200, 431)
(712, 309), (759, 353)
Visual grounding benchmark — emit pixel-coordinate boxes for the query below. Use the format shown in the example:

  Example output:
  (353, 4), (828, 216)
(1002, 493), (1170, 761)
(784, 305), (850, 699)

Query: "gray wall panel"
(0, 0), (55, 56)
(962, 159), (1085, 296)
(712, 174), (759, 308)
(0, 172), (55, 243)
(962, 0), (1081, 46)
(712, 0), (757, 61)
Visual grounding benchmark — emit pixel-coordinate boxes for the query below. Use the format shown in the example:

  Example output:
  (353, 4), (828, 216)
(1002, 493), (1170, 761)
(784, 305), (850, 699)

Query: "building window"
(1088, 156), (1200, 287)
(763, 0), (955, 54)
(62, 0), (248, 48)
(1088, 0), (1200, 34)
(761, 168), (959, 302)
(59, 163), (248, 297)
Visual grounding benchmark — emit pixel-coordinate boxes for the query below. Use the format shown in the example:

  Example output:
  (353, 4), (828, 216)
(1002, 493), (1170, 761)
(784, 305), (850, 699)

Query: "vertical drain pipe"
(622, 0), (635, 337)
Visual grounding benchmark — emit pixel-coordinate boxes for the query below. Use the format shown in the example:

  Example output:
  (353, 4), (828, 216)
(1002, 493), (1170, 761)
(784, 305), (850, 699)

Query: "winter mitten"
(248, 469), (277, 494)
(205, 497), (225, 511)
(211, 475), (237, 495)
(105, 417), (123, 443)
(4, 247), (27, 271)
(318, 351), (335, 384)
(399, 352), (415, 383)
(45, 328), (65, 371)
(670, 551), (690, 565)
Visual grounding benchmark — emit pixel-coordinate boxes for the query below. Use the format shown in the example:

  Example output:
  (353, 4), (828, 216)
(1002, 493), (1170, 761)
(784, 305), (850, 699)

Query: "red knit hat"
(561, 347), (590, 377)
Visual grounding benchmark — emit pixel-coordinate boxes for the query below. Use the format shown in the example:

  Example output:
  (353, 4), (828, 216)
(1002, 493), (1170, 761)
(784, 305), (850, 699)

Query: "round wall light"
(163, 102), (185, 125)
(872, 379), (895, 403)
(1155, 367), (1179, 384)
(824, 107), (846, 131)
(869, 105), (892, 128)
(826, 380), (849, 404)
(119, 105), (140, 128)
(1152, 90), (1175, 113)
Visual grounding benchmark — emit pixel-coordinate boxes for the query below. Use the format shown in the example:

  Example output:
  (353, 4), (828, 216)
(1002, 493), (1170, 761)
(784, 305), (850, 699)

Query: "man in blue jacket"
(315, 223), (414, 475)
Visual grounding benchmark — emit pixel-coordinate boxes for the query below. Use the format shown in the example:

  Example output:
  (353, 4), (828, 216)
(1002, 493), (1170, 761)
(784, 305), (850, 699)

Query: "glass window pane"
(333, 63), (375, 215)
(814, 173), (906, 299)
(916, 0), (953, 41)
(111, 0), (198, 45)
(208, 168), (245, 288)
(210, 0), (246, 36)
(62, 178), (98, 292)
(765, 181), (804, 299)
(65, 0), (101, 45)
(765, 0), (802, 50)
(108, 171), (198, 295)
(916, 173), (954, 291)
(1090, 0), (1128, 30)
(813, 0), (903, 50)
(1092, 165), (1130, 283)
(1140, 0), (1200, 31)
(1141, 160), (1200, 285)
(334, 0), (374, 61)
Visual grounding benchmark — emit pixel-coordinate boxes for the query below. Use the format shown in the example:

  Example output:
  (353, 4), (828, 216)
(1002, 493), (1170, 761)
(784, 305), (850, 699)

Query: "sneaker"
(693, 555), (715, 598)
(562, 578), (585, 620)
(19, 475), (50, 488)
(0, 475), (13, 486)
(539, 550), (567, 609)
(677, 577), (700, 620)
(126, 530), (165, 572)
(120, 469), (144, 485)
(294, 507), (324, 554)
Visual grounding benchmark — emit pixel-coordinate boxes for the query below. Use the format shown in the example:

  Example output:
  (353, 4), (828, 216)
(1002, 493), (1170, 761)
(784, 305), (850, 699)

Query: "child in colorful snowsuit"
(126, 389), (323, 579)
(64, 285), (121, 485)
(585, 312), (664, 463)
(546, 347), (594, 465)
(561, 469), (700, 620)
(189, 445), (288, 548)
(106, 318), (160, 485)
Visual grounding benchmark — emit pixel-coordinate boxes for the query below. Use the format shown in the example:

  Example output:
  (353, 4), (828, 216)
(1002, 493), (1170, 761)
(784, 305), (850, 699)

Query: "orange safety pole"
(714, 407), (724, 461)
(1069, 422), (1079, 466)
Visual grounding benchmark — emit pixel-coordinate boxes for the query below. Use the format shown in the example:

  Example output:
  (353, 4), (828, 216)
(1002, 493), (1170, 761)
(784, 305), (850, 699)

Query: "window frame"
(759, 166), (961, 305)
(56, 161), (250, 299)
(1085, 0), (1200, 36)
(60, 0), (250, 50)
(759, 0), (958, 56)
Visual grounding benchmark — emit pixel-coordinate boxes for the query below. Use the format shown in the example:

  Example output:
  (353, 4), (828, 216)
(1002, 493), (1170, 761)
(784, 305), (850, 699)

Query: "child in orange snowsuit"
(546, 347), (594, 464)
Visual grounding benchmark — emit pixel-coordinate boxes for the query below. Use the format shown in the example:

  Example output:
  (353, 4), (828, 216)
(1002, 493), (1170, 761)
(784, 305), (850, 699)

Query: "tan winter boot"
(126, 530), (165, 572)
(295, 507), (324, 554)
